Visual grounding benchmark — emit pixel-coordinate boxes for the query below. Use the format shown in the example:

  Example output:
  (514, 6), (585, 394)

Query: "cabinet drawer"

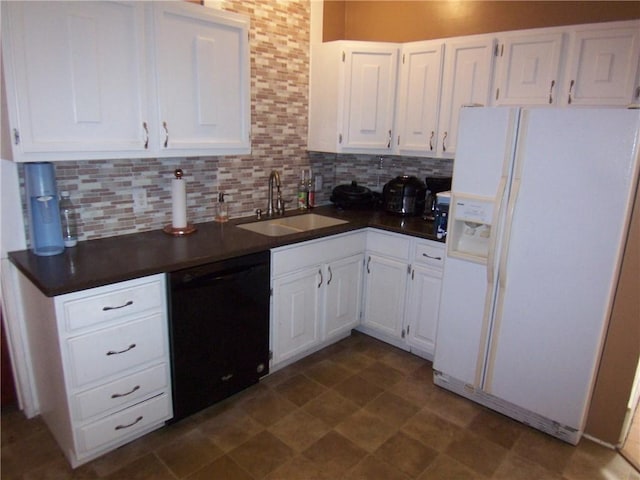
(67, 313), (166, 387)
(413, 242), (445, 269)
(62, 278), (164, 332)
(72, 363), (168, 422)
(77, 393), (171, 454)
(366, 230), (411, 259)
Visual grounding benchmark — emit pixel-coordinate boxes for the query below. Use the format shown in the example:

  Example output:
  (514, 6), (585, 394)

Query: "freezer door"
(434, 107), (520, 387)
(484, 108), (640, 430)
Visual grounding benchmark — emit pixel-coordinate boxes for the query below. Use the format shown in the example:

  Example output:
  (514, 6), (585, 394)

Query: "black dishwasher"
(168, 251), (270, 422)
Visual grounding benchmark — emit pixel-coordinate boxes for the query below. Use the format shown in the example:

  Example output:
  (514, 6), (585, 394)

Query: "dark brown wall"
(324, 1), (640, 42)
(585, 184), (640, 444)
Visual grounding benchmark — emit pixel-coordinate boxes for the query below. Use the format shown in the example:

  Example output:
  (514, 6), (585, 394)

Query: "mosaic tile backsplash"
(17, 0), (453, 243)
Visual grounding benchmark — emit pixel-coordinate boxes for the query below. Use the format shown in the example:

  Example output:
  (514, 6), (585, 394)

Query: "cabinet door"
(341, 45), (399, 151)
(361, 253), (408, 339)
(324, 254), (364, 339)
(153, 2), (250, 155)
(564, 23), (640, 106)
(395, 41), (444, 155)
(272, 267), (321, 364)
(2, 1), (150, 161)
(437, 36), (495, 158)
(405, 265), (442, 357)
(494, 32), (564, 106)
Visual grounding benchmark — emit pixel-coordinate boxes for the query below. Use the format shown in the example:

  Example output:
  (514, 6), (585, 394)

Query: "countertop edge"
(9, 206), (443, 297)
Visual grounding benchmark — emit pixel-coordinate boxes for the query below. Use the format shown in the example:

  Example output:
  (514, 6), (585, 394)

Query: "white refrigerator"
(433, 107), (640, 444)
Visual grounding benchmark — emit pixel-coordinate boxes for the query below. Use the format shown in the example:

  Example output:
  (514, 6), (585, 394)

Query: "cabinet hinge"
(407, 264), (412, 274)
(13, 128), (20, 145)
(401, 329), (405, 339)
(270, 287), (273, 297)
(342, 51), (345, 62)
(268, 350), (273, 360)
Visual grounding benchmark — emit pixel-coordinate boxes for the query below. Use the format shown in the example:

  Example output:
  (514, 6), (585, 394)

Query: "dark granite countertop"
(9, 205), (442, 297)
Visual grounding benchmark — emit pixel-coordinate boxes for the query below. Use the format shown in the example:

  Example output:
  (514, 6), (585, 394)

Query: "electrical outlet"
(314, 174), (323, 192)
(132, 187), (148, 211)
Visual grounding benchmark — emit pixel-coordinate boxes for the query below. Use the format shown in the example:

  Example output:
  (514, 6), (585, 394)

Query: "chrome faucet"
(267, 170), (283, 216)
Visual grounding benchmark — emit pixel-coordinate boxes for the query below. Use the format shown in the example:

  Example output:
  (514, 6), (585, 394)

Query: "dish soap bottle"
(59, 191), (78, 247)
(307, 169), (315, 209)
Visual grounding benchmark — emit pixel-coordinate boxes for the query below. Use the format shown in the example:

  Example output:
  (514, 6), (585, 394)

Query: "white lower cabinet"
(361, 253), (409, 340)
(17, 273), (172, 468)
(271, 231), (365, 368)
(359, 229), (445, 359)
(273, 266), (322, 363)
(324, 254), (364, 339)
(405, 241), (445, 357)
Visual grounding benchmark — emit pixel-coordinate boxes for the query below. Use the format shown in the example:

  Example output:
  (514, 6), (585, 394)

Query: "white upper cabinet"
(1, 1), (150, 161)
(308, 41), (399, 153)
(1, 1), (250, 162)
(152, 3), (250, 156)
(394, 41), (445, 156)
(493, 31), (565, 106)
(437, 34), (496, 158)
(563, 21), (640, 107)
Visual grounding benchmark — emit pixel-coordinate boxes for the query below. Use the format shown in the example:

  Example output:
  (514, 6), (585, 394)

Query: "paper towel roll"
(172, 178), (187, 229)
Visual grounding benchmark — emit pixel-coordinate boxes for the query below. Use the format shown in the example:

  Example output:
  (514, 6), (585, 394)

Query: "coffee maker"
(424, 176), (452, 221)
(25, 162), (64, 256)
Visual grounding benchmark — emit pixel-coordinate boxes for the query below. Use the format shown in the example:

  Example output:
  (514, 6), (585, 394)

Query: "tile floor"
(2, 331), (639, 479)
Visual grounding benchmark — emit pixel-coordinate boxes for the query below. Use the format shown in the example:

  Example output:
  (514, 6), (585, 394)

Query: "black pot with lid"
(383, 175), (427, 216)
(330, 181), (375, 209)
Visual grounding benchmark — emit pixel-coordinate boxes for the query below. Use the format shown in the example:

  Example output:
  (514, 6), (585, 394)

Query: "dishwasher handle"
(172, 262), (266, 288)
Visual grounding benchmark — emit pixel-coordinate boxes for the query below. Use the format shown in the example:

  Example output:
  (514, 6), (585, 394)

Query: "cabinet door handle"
(221, 373), (234, 382)
(548, 80), (555, 104)
(568, 79), (575, 104)
(442, 131), (447, 152)
(429, 131), (434, 151)
(111, 385), (140, 399)
(163, 121), (169, 148)
(327, 266), (333, 285)
(102, 300), (133, 311)
(115, 415), (143, 430)
(106, 343), (136, 356)
(387, 129), (392, 148)
(422, 253), (442, 261)
(143, 122), (149, 149)
(318, 268), (323, 288)
(366, 256), (371, 274)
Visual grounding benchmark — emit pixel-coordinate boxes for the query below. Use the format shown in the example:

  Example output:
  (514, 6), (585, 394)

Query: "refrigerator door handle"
(483, 177), (522, 392)
(473, 174), (508, 387)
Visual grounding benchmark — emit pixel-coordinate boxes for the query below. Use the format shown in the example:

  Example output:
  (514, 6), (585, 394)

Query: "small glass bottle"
(297, 170), (308, 210)
(59, 191), (78, 247)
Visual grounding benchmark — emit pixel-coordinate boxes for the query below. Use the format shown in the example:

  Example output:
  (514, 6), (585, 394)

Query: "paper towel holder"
(164, 168), (197, 236)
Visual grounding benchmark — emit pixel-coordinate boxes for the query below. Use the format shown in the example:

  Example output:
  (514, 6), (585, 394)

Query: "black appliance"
(168, 251), (270, 422)
(424, 176), (452, 220)
(382, 175), (426, 216)
(330, 181), (376, 209)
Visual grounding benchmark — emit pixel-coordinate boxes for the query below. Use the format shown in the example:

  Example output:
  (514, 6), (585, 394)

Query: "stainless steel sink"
(237, 213), (348, 237)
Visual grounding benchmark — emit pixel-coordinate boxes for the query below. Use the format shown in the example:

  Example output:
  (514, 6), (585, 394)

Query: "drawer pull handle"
(111, 385), (141, 399)
(422, 253), (442, 261)
(106, 343), (136, 356)
(102, 300), (133, 311)
(221, 373), (234, 382)
(115, 415), (143, 431)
